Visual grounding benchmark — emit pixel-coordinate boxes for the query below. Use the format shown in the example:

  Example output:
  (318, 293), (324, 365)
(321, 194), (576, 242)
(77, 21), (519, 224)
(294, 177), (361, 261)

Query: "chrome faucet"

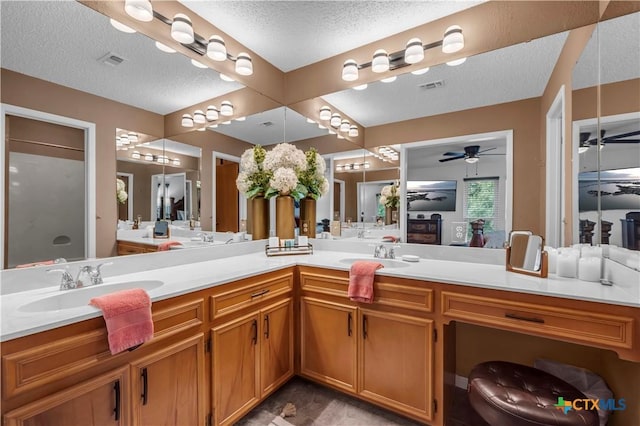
(48, 262), (112, 291)
(199, 233), (215, 243)
(374, 244), (397, 259)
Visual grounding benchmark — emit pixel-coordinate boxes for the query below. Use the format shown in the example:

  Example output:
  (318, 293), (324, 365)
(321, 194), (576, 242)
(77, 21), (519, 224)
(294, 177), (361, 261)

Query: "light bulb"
(319, 106), (331, 121)
(372, 49), (389, 73)
(404, 38), (424, 64)
(193, 110), (206, 124)
(342, 59), (358, 81)
(348, 126), (358, 137)
(340, 120), (350, 132)
(330, 113), (341, 128)
(124, 0), (153, 22)
(206, 106), (219, 121)
(220, 101), (234, 116)
(235, 53), (253, 76)
(171, 13), (194, 44)
(207, 35), (227, 61)
(181, 114), (194, 128)
(442, 25), (464, 54)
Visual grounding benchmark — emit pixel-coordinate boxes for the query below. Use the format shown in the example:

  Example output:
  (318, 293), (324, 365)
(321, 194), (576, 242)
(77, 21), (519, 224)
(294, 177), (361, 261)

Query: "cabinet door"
(300, 297), (357, 393)
(359, 309), (434, 422)
(130, 334), (205, 426)
(4, 366), (129, 426)
(260, 298), (294, 396)
(212, 312), (260, 426)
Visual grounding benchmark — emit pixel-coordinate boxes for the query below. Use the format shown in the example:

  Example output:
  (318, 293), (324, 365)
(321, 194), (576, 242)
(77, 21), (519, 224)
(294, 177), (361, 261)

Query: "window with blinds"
(463, 177), (502, 234)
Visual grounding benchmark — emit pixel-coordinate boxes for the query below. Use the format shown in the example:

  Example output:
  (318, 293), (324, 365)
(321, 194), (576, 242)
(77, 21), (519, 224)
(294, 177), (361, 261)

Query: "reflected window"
(463, 177), (500, 236)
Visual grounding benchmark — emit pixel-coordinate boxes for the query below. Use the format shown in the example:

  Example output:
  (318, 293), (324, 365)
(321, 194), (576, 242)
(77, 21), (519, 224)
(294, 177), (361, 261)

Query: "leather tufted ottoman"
(468, 361), (599, 426)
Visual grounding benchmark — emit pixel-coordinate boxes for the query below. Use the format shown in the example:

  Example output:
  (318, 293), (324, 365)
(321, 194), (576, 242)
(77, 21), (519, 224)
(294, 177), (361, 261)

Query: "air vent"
(260, 121), (275, 127)
(418, 80), (444, 90)
(98, 52), (125, 67)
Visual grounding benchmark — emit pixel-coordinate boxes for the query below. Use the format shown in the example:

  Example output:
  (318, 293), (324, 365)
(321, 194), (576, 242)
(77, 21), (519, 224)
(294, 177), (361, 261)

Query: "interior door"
(216, 160), (239, 232)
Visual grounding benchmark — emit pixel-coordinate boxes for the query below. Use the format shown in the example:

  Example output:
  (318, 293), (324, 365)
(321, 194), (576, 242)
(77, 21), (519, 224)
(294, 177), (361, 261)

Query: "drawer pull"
(505, 313), (545, 324)
(113, 380), (121, 421)
(264, 314), (270, 339)
(141, 367), (148, 405)
(251, 319), (258, 345)
(347, 312), (352, 337)
(250, 289), (270, 298)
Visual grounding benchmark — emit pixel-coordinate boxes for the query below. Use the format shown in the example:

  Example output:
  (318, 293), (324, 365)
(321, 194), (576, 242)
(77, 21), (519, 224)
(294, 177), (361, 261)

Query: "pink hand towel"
(157, 241), (182, 251)
(16, 260), (55, 268)
(90, 288), (154, 355)
(348, 261), (383, 303)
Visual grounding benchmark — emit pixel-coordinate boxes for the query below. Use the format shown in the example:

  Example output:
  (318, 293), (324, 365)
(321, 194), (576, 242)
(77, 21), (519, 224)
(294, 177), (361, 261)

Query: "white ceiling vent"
(418, 80), (444, 90)
(98, 52), (125, 67)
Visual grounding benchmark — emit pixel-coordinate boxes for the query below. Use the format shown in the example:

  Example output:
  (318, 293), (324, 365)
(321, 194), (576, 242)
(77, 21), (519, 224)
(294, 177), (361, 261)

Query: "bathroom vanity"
(1, 244), (638, 426)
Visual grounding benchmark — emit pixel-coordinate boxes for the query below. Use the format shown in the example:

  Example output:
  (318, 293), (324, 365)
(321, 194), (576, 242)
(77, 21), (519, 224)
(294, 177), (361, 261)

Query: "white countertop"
(2, 242), (638, 342)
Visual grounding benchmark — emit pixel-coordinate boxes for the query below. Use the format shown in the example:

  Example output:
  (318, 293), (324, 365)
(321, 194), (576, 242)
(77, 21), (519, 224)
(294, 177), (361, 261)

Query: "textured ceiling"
(0, 1), (243, 115)
(178, 0), (483, 72)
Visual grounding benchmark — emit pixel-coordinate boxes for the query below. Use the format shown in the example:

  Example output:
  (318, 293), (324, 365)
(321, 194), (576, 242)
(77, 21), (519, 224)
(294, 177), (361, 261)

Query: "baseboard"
(455, 374), (469, 390)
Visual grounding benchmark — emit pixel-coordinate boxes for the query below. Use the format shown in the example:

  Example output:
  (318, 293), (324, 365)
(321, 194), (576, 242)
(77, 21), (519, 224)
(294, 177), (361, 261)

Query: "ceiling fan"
(579, 129), (640, 153)
(439, 145), (503, 163)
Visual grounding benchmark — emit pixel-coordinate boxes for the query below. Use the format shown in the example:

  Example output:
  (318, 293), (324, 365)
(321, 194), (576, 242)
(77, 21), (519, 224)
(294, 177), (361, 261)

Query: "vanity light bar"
(341, 25), (464, 82)
(335, 162), (370, 171)
(128, 152), (183, 166)
(134, 8), (253, 76)
(182, 102), (235, 128)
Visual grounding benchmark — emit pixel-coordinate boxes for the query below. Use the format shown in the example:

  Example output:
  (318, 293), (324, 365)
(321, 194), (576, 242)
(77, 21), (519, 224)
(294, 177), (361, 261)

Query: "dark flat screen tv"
(407, 180), (457, 212)
(578, 167), (640, 212)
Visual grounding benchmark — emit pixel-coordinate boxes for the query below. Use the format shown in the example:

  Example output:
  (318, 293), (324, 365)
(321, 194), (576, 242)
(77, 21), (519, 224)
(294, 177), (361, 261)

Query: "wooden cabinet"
(4, 367), (129, 426)
(359, 309), (433, 421)
(300, 297), (357, 393)
(212, 298), (293, 426)
(130, 334), (205, 426)
(298, 268), (435, 423)
(116, 241), (158, 256)
(407, 218), (442, 244)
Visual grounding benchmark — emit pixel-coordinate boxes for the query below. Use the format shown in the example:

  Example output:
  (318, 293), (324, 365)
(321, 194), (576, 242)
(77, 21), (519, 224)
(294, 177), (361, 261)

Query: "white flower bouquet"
(379, 181), (399, 208)
(263, 143), (308, 200)
(298, 148), (329, 200)
(116, 178), (128, 204)
(236, 145), (271, 199)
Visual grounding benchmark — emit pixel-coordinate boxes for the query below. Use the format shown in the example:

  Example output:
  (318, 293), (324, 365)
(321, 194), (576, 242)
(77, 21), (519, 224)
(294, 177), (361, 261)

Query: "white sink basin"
(339, 258), (410, 269)
(19, 280), (164, 313)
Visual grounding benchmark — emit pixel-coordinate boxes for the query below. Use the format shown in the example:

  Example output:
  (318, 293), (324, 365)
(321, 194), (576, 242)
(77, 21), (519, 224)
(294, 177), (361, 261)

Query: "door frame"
(545, 86), (565, 248)
(0, 103), (96, 268)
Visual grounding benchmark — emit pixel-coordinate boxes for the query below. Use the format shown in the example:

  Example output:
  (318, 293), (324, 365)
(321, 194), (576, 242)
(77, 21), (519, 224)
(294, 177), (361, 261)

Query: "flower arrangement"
(116, 178), (128, 204)
(379, 181), (400, 208)
(298, 148), (329, 200)
(263, 143), (308, 200)
(236, 145), (271, 199)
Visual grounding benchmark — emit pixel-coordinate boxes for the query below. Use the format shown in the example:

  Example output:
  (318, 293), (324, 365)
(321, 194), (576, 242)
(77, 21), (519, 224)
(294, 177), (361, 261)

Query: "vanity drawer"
(441, 291), (634, 349)
(300, 270), (433, 313)
(117, 241), (157, 255)
(210, 271), (293, 320)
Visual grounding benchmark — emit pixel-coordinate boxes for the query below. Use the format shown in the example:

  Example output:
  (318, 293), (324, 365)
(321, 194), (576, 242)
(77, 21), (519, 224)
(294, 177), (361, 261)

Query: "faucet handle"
(47, 268), (75, 290)
(96, 262), (113, 275)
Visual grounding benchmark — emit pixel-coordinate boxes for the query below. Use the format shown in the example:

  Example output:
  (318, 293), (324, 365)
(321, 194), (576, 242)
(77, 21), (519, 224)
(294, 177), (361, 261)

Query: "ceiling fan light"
(193, 110), (206, 124)
(319, 106), (331, 121)
(446, 57), (467, 66)
(171, 13), (194, 44)
(442, 25), (464, 54)
(125, 0), (153, 22)
(207, 35), (227, 61)
(404, 38), (424, 64)
(339, 120), (350, 132)
(465, 156), (479, 164)
(372, 49), (389, 73)
(411, 67), (430, 75)
(330, 113), (341, 128)
(181, 113), (194, 128)
(206, 106), (219, 121)
(110, 19), (136, 33)
(235, 52), (253, 76)
(155, 41), (176, 53)
(348, 125), (358, 137)
(220, 101), (234, 116)
(342, 59), (359, 81)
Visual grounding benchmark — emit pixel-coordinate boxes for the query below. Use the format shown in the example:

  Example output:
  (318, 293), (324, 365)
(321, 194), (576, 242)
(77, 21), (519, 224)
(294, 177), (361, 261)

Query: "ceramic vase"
(249, 195), (269, 240)
(276, 195), (295, 240)
(299, 197), (316, 238)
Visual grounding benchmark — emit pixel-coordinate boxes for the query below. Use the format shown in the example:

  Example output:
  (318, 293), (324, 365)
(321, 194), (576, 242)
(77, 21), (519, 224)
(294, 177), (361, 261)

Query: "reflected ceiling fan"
(579, 129), (640, 153)
(439, 145), (503, 163)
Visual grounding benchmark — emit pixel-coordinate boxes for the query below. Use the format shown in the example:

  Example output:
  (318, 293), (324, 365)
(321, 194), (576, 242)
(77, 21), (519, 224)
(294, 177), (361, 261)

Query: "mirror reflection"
(507, 231), (545, 275)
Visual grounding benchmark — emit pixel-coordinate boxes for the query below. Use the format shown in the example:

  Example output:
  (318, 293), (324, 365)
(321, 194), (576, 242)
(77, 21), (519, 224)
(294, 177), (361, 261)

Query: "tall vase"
(249, 195), (269, 240)
(385, 206), (398, 225)
(276, 195), (295, 240)
(299, 197), (316, 238)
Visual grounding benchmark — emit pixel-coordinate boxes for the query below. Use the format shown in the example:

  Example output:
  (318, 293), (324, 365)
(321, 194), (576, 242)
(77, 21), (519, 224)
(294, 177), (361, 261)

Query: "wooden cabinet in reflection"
(407, 218), (442, 245)
(621, 212), (640, 251)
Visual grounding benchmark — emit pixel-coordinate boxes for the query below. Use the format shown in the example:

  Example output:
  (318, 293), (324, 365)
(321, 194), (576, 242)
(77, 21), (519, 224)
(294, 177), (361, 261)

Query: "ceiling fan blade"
(442, 151), (464, 156)
(439, 155), (465, 162)
(480, 153), (506, 156)
(478, 147), (497, 154)
(605, 129), (640, 140)
(602, 139), (640, 143)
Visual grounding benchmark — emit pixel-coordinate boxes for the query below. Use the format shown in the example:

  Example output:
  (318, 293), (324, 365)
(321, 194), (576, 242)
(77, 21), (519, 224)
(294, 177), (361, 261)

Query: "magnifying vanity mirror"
(506, 231), (548, 278)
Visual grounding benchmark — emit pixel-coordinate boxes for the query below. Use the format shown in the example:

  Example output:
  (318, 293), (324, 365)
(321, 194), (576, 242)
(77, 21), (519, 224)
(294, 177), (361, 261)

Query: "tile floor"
(235, 377), (489, 426)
